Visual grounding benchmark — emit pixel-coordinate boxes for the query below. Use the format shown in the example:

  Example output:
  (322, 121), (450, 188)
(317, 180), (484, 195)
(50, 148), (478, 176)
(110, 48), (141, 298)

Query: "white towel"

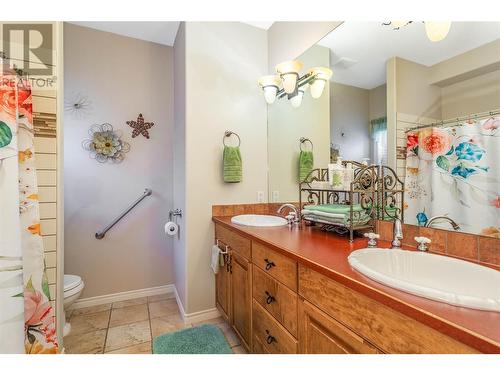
(211, 245), (221, 274)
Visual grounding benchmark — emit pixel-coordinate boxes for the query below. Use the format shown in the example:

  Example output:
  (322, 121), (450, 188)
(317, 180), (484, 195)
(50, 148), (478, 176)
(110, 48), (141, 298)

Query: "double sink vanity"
(212, 213), (500, 354)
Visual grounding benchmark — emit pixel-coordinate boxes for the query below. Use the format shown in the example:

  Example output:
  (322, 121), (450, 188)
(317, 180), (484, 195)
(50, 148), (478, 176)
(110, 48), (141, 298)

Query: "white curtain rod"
(405, 109), (500, 133)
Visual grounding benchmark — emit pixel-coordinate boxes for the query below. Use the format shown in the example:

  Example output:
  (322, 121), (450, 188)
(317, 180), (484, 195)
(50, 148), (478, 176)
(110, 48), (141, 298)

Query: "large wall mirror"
(267, 21), (500, 238)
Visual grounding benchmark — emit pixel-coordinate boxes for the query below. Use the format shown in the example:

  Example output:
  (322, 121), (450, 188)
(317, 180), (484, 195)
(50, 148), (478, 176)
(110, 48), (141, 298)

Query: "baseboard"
(173, 286), (221, 324)
(72, 284), (175, 309)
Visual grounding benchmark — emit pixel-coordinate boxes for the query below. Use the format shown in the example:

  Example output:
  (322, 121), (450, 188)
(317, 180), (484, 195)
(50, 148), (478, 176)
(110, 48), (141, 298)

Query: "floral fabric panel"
(405, 117), (499, 237)
(0, 76), (58, 353)
(0, 75), (24, 353)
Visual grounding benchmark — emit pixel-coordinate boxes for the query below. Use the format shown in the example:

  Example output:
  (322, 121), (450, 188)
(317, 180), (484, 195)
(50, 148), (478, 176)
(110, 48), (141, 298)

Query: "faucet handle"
(364, 232), (380, 248)
(285, 212), (298, 225)
(415, 236), (431, 252)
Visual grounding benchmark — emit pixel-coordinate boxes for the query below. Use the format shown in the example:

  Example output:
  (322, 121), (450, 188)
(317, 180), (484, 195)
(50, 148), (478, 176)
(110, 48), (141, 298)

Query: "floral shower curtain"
(405, 116), (500, 237)
(0, 72), (58, 353)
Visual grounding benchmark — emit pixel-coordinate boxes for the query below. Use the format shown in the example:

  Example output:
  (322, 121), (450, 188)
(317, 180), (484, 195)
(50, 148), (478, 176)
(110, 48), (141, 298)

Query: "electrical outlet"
(272, 191), (280, 203)
(257, 191), (264, 203)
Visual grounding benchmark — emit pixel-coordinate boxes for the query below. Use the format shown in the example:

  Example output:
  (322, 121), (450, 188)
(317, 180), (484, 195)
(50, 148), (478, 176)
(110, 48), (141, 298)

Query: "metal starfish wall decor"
(126, 113), (155, 139)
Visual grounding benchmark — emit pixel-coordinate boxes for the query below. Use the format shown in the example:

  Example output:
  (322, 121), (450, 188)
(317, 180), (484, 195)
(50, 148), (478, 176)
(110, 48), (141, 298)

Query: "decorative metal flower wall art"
(82, 123), (130, 163)
(126, 113), (154, 139)
(65, 92), (92, 118)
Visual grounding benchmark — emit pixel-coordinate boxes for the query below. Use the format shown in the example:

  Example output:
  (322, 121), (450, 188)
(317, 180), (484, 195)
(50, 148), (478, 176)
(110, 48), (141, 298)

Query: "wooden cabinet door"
(298, 299), (379, 354)
(215, 251), (230, 321)
(230, 251), (252, 350)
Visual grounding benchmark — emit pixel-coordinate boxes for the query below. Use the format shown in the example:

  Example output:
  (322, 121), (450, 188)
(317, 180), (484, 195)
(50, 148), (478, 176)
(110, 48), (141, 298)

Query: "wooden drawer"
(298, 299), (379, 354)
(252, 300), (297, 354)
(252, 334), (271, 354)
(253, 266), (298, 337)
(215, 224), (251, 260)
(252, 241), (297, 291)
(298, 265), (478, 354)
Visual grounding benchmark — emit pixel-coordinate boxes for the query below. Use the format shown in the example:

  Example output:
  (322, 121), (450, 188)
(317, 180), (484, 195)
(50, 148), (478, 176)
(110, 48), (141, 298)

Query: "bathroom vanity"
(212, 216), (500, 354)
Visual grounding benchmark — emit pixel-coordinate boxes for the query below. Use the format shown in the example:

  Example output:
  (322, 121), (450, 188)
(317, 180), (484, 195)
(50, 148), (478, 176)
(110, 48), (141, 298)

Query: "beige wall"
(429, 39), (500, 86)
(441, 69), (500, 118)
(181, 22), (268, 314)
(369, 84), (387, 120)
(395, 57), (442, 120)
(268, 22), (342, 69)
(63, 24), (174, 298)
(329, 82), (386, 164)
(330, 82), (369, 162)
(268, 45), (330, 202)
(173, 22), (187, 309)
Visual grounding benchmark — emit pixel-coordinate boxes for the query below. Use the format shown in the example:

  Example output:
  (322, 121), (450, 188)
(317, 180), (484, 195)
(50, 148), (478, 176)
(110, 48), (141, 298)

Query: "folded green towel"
(299, 151), (314, 182)
(223, 146), (242, 183)
(304, 204), (366, 214)
(303, 214), (371, 226)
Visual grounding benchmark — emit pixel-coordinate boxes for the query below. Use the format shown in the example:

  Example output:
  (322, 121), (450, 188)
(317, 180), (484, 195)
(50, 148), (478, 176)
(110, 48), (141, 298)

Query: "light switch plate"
(272, 191), (280, 203)
(257, 191), (264, 203)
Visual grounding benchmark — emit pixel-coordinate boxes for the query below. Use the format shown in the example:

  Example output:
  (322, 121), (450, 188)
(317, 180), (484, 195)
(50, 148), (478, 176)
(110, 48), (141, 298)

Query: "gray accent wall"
(63, 23), (175, 298)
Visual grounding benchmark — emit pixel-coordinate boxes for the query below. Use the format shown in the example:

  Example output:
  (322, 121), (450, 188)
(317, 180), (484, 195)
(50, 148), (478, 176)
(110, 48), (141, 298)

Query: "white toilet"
(63, 274), (85, 337)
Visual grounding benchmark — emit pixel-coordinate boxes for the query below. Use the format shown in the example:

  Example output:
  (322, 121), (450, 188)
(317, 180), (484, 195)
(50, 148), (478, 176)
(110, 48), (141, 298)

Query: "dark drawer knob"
(265, 291), (276, 305)
(264, 258), (276, 270)
(265, 330), (276, 345)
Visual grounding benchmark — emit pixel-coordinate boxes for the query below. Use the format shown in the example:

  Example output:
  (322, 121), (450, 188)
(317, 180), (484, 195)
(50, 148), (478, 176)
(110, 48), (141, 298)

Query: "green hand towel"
(299, 150), (314, 182)
(304, 204), (366, 214)
(223, 146), (242, 183)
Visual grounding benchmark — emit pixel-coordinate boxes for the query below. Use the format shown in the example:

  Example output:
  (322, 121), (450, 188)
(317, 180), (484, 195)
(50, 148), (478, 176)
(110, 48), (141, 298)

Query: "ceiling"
(69, 22), (181, 46)
(244, 22), (274, 30)
(69, 22), (274, 46)
(317, 21), (500, 89)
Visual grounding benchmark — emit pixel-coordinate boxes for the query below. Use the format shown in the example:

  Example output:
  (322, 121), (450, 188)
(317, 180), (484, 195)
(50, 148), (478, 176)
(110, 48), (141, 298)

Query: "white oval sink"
(231, 214), (288, 227)
(348, 248), (500, 312)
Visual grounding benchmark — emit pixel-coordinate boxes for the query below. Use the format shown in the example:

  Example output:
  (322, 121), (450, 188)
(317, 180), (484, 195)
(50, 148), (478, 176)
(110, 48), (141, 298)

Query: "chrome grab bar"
(95, 188), (152, 239)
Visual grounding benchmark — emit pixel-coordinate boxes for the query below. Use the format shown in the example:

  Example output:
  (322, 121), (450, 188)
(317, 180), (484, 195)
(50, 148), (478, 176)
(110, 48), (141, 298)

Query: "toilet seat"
(64, 274), (84, 298)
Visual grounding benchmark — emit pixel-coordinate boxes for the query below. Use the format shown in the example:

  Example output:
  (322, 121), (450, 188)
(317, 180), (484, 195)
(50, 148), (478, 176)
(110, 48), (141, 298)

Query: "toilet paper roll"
(164, 221), (179, 236)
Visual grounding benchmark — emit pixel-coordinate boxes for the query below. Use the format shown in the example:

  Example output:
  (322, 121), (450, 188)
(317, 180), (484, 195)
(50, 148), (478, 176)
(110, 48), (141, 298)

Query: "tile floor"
(64, 292), (247, 354)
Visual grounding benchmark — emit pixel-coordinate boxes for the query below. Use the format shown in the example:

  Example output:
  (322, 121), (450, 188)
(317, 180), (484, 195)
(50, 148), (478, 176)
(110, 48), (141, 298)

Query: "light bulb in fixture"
(424, 21), (451, 42)
(290, 91), (304, 108)
(257, 75), (281, 104)
(263, 86), (278, 104)
(310, 80), (326, 99)
(276, 60), (304, 94)
(308, 67), (333, 99)
(289, 85), (307, 108)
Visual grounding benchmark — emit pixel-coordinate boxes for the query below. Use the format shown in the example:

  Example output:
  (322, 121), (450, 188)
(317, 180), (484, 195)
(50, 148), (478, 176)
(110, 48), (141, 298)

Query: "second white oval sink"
(348, 248), (500, 312)
(231, 214), (288, 227)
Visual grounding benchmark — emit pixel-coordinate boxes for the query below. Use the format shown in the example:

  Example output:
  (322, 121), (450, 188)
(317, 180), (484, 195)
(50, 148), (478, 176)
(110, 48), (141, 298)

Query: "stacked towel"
(302, 204), (371, 226)
(223, 146), (242, 183)
(299, 151), (314, 182)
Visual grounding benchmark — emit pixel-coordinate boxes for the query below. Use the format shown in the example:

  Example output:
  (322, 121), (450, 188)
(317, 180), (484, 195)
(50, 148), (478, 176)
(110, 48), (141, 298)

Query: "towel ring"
(223, 131), (241, 147)
(300, 137), (314, 152)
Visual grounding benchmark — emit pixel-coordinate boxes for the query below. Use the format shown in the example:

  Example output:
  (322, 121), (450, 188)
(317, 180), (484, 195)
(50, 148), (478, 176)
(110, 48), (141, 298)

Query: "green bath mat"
(153, 324), (233, 354)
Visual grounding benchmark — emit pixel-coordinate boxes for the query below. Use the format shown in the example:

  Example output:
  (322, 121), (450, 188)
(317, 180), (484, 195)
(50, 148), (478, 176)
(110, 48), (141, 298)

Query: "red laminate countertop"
(213, 216), (500, 353)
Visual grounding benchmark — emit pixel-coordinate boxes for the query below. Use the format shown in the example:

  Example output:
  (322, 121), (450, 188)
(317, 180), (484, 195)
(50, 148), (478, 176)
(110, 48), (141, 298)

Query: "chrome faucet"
(425, 216), (461, 231)
(277, 204), (300, 225)
(391, 218), (403, 249)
